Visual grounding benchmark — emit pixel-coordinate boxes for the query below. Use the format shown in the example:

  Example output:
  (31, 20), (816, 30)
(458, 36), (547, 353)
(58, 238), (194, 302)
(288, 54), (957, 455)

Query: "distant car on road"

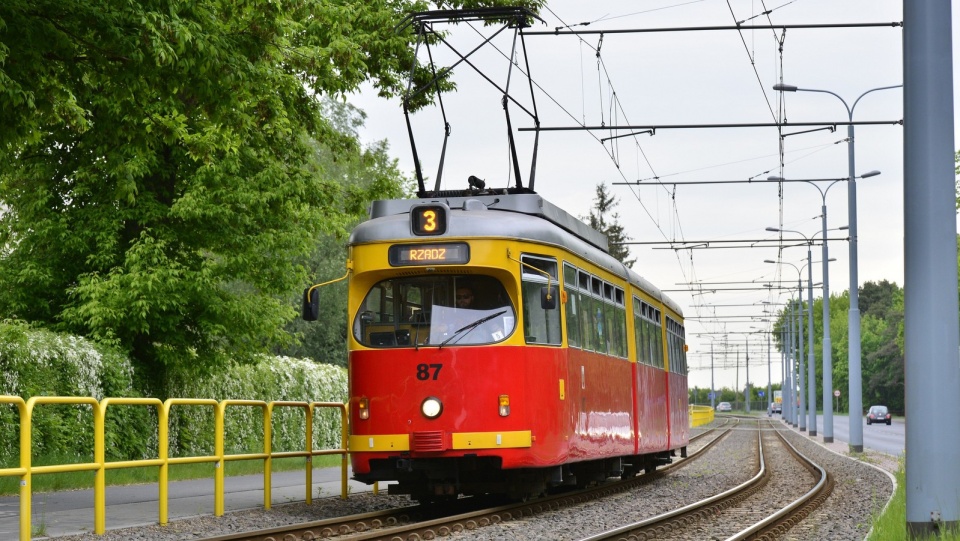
(769, 402), (782, 414)
(866, 405), (892, 425)
(716, 402), (732, 412)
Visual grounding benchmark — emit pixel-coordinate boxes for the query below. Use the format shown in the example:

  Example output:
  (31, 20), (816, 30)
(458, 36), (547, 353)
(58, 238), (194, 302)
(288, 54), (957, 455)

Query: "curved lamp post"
(773, 82), (901, 452)
(768, 171), (880, 442)
(765, 254), (807, 432)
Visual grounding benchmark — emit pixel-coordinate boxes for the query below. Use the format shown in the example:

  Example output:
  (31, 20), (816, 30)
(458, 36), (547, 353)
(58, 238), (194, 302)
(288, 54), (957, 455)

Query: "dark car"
(866, 405), (892, 425)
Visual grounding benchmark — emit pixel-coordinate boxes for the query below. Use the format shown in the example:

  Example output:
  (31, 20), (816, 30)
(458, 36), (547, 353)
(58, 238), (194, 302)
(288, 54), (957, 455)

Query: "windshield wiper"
(439, 310), (506, 348)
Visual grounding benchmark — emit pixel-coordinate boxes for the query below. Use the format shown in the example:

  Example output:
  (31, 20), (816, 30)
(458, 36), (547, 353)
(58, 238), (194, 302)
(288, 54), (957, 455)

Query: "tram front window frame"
(353, 275), (516, 348)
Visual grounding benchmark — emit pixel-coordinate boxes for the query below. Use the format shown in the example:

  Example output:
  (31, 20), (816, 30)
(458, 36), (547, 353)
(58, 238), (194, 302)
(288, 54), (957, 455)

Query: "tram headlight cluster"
(421, 397), (443, 419)
(358, 397), (370, 420)
(499, 394), (510, 417)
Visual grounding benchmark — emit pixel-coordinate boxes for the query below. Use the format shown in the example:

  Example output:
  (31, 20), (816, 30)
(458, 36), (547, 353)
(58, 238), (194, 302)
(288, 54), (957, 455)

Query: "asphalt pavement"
(771, 413), (905, 456)
(0, 467), (383, 539)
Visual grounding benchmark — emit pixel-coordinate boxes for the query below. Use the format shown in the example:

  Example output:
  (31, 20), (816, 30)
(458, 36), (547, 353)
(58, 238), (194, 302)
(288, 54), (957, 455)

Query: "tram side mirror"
(302, 288), (320, 321)
(540, 286), (558, 310)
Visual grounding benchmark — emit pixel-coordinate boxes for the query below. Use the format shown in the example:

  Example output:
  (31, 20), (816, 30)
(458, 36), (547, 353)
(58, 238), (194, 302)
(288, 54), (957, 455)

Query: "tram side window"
(564, 263), (580, 348)
(666, 317), (687, 374)
(674, 320), (688, 374)
(521, 255), (561, 345)
(633, 298), (646, 365)
(613, 287), (627, 358)
(653, 310), (664, 369)
(634, 299), (660, 368)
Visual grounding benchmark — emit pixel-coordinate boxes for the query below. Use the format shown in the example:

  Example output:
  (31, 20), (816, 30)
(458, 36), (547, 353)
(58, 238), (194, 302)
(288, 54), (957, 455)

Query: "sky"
(349, 1), (957, 393)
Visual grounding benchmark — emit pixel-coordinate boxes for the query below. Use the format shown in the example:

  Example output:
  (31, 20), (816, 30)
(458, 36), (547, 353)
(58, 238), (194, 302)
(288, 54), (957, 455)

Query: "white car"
(715, 402), (732, 412)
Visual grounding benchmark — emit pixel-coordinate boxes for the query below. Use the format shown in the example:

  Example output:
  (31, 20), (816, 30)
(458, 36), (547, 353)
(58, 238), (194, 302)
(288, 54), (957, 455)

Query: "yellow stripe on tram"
(452, 431), (532, 450)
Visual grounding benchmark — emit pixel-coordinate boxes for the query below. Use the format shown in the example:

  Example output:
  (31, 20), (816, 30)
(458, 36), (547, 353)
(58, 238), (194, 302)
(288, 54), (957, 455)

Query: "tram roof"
(356, 194), (683, 317)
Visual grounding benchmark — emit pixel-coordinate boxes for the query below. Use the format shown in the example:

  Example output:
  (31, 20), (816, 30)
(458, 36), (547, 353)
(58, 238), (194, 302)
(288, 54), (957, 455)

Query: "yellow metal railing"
(689, 404), (715, 427)
(0, 395), (351, 541)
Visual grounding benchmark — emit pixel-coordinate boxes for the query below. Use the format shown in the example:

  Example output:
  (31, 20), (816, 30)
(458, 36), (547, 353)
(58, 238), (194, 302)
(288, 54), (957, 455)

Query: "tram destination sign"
(389, 242), (470, 266)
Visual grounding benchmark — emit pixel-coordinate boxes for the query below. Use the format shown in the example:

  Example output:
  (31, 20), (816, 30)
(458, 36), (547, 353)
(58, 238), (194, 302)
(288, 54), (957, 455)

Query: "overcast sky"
(350, 1), (957, 394)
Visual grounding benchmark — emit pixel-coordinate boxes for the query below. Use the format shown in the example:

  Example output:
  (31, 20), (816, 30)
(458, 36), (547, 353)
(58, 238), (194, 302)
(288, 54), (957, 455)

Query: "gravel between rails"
(41, 421), (896, 541)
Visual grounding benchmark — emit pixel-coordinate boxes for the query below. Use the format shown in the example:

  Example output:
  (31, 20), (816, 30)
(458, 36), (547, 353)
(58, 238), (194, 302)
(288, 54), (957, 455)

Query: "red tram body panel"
(313, 194), (689, 501)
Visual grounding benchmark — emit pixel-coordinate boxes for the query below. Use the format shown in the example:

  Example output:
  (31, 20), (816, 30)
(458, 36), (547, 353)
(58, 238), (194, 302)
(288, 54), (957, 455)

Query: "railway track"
(195, 420), (737, 541)
(577, 419), (833, 541)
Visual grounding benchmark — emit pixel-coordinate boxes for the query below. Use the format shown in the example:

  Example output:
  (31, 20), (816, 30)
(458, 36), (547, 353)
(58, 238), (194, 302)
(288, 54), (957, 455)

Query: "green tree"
(770, 281), (905, 414)
(585, 183), (636, 268)
(955, 149), (960, 211)
(276, 100), (412, 366)
(0, 0), (541, 393)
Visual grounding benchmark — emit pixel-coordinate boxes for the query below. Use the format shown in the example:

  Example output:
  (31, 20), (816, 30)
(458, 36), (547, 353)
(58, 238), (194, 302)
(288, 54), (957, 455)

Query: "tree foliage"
(955, 149), (959, 211)
(275, 100), (412, 366)
(586, 183), (636, 268)
(769, 280), (905, 414)
(0, 0), (542, 392)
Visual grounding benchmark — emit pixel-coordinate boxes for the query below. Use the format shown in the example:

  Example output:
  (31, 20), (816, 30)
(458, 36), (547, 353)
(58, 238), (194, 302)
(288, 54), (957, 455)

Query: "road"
(0, 467), (384, 539)
(775, 413), (905, 457)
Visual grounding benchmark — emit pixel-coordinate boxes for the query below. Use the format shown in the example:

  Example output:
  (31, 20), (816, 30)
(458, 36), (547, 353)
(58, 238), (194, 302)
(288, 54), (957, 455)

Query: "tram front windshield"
(353, 275), (516, 347)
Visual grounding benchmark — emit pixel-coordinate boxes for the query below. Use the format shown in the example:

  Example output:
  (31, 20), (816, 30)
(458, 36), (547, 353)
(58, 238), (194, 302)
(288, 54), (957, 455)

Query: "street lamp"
(767, 172), (879, 443)
(767, 234), (838, 436)
(773, 82), (902, 452)
(765, 253), (807, 432)
(750, 324), (774, 415)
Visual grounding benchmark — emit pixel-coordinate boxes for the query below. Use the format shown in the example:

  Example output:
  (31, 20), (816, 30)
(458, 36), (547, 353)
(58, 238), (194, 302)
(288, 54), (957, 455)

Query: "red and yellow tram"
(305, 192), (688, 502)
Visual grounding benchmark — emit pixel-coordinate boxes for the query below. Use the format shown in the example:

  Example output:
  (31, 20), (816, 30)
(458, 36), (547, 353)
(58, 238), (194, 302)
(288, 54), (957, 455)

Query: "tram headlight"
(499, 395), (510, 417)
(421, 397), (443, 419)
(358, 397), (370, 420)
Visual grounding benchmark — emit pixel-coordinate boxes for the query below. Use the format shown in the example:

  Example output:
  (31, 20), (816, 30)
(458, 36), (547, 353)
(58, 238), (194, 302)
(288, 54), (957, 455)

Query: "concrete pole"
(846, 115), (864, 452)
(791, 298), (799, 427)
(806, 246), (817, 436)
(745, 337), (750, 412)
(710, 342), (716, 410)
(821, 204), (834, 442)
(796, 283), (806, 432)
(767, 331), (772, 414)
(785, 303), (793, 424)
(780, 329), (785, 418)
(904, 1), (960, 535)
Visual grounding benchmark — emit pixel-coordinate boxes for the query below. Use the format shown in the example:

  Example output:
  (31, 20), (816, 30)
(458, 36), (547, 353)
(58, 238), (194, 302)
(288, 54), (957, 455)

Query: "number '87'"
(417, 364), (442, 380)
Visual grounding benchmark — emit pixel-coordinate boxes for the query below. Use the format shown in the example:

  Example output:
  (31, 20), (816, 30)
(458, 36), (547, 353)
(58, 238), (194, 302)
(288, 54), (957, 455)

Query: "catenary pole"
(903, 1), (960, 536)
(806, 244), (817, 436)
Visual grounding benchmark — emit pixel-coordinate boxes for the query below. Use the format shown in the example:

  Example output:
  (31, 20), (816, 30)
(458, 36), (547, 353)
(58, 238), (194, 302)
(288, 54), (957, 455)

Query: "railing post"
(263, 404), (272, 510)
(94, 400), (106, 534)
(18, 397), (31, 541)
(305, 405), (314, 504)
(340, 404), (348, 500)
(159, 401), (170, 525)
(214, 401), (225, 516)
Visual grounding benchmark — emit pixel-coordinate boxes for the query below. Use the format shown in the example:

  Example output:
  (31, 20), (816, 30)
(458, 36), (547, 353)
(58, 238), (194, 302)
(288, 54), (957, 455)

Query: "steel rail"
(196, 420), (737, 541)
(730, 427), (833, 540)
(576, 419), (765, 541)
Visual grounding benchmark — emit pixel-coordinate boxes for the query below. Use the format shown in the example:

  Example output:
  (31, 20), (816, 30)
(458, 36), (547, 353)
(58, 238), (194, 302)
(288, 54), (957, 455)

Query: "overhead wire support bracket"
(521, 21), (903, 36)
(612, 176), (846, 186)
(519, 120), (902, 132)
(601, 128), (655, 143)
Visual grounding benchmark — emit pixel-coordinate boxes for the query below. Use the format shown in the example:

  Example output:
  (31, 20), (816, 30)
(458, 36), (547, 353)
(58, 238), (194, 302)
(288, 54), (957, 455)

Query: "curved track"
(577, 419), (833, 541)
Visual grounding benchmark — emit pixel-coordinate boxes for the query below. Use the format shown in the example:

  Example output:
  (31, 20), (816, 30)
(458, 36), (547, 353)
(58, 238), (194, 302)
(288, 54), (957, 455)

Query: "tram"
(303, 191), (689, 502)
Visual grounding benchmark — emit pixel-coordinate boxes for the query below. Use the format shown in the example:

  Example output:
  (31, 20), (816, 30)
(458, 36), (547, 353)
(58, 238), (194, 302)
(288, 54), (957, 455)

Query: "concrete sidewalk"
(0, 467), (381, 539)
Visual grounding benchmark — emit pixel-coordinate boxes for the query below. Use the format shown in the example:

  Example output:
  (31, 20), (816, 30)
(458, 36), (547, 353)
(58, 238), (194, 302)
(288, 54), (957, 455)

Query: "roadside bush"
(0, 321), (145, 466)
(1, 323), (348, 466)
(169, 356), (348, 457)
